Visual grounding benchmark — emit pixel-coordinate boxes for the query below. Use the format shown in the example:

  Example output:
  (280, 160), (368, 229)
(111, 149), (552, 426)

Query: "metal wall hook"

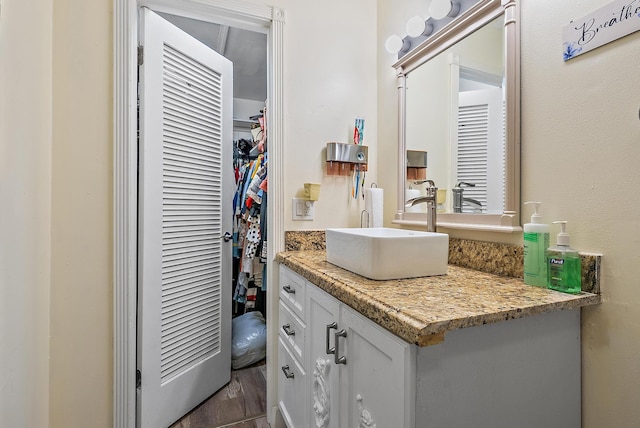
(360, 210), (370, 228)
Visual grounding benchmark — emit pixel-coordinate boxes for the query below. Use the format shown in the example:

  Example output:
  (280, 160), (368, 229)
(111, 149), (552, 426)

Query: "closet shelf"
(233, 118), (259, 130)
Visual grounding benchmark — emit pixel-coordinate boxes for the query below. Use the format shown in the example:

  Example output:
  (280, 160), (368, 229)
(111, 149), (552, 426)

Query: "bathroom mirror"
(393, 0), (521, 232)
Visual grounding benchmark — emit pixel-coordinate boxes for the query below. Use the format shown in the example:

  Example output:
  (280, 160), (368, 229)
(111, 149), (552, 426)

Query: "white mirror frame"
(393, 0), (521, 232)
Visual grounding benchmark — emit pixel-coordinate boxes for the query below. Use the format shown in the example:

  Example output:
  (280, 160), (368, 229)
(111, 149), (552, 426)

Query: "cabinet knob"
(282, 324), (295, 336)
(282, 285), (295, 294)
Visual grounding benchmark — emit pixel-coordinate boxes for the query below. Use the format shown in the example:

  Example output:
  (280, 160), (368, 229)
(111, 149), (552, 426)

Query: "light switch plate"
(292, 198), (314, 221)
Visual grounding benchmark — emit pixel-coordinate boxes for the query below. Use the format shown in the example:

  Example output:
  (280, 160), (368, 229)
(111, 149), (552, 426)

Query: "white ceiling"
(159, 12), (268, 103)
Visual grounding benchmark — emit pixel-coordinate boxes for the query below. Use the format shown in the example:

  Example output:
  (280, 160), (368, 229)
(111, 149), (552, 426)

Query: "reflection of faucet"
(462, 197), (483, 213)
(405, 179), (437, 232)
(452, 182), (483, 213)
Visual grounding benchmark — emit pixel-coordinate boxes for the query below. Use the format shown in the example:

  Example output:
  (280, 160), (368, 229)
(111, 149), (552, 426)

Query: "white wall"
(278, 0), (378, 230)
(0, 0), (52, 427)
(378, 0), (640, 425)
(521, 1), (640, 425)
(48, 0), (114, 425)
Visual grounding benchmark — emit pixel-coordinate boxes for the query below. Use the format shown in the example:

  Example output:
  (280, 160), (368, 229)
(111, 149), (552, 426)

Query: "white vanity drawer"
(279, 265), (306, 318)
(279, 300), (306, 364)
(278, 336), (306, 428)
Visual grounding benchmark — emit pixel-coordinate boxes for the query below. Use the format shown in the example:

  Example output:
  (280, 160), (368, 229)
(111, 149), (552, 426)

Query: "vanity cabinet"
(279, 265), (413, 428)
(278, 262), (583, 428)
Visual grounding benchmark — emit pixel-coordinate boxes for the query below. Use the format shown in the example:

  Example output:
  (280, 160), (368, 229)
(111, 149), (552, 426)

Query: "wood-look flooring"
(170, 360), (268, 428)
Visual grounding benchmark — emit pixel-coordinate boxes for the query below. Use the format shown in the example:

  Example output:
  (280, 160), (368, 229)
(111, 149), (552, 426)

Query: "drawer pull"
(282, 324), (295, 336)
(334, 329), (347, 365)
(281, 365), (295, 379)
(326, 322), (338, 355)
(282, 285), (295, 294)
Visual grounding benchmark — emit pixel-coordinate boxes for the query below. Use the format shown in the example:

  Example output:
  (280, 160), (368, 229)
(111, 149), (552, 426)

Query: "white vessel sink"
(325, 227), (449, 280)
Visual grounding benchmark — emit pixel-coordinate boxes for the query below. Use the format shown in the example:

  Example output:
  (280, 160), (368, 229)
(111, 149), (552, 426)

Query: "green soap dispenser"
(546, 221), (582, 294)
(523, 202), (550, 287)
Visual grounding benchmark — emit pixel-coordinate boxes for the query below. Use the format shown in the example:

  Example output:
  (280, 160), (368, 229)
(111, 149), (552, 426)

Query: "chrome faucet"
(405, 179), (438, 232)
(452, 182), (482, 213)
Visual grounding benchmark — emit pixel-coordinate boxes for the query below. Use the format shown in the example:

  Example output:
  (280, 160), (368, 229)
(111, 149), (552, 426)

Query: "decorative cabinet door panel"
(306, 284), (341, 428)
(339, 307), (412, 428)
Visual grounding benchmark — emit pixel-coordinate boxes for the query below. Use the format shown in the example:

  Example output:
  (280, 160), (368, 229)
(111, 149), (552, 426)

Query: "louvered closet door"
(138, 8), (233, 428)
(457, 87), (504, 214)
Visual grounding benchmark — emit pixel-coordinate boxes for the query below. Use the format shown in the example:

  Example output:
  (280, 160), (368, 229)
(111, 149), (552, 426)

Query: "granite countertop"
(275, 250), (601, 347)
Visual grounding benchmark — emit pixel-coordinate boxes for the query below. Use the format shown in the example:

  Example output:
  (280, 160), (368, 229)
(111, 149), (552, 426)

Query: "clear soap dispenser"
(523, 202), (550, 287)
(546, 221), (582, 294)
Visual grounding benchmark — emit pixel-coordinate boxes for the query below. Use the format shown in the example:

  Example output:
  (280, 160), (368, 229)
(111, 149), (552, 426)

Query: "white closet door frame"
(113, 1), (285, 426)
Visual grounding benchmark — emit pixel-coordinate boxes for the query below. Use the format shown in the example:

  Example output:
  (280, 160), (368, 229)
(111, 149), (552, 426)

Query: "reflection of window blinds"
(457, 104), (489, 211)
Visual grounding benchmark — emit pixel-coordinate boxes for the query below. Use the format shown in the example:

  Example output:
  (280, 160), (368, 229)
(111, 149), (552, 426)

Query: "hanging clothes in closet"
(232, 110), (268, 317)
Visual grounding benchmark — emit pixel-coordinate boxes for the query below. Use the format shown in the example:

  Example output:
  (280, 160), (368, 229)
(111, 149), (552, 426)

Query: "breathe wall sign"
(563, 0), (640, 61)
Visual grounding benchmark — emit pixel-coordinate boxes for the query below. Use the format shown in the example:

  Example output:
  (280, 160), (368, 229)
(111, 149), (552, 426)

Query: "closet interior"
(232, 111), (268, 318)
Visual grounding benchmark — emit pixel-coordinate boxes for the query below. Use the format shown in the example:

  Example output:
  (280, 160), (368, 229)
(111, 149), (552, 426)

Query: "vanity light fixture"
(385, 0), (462, 55)
(428, 0), (461, 20)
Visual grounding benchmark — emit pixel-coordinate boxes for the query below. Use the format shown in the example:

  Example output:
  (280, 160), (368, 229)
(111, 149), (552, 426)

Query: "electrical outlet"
(292, 198), (314, 221)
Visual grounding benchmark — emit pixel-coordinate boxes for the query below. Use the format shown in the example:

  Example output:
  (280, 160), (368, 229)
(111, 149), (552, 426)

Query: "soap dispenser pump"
(546, 221), (582, 294)
(523, 202), (550, 287)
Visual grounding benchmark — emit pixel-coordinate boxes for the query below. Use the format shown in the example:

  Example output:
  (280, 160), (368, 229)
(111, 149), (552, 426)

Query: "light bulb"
(385, 35), (408, 54)
(406, 16), (426, 38)
(428, 0), (453, 20)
